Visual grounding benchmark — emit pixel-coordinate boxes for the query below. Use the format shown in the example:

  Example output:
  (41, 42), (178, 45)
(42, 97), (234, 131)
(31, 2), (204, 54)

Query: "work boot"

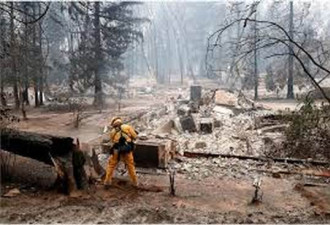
(104, 181), (112, 190)
(132, 181), (139, 189)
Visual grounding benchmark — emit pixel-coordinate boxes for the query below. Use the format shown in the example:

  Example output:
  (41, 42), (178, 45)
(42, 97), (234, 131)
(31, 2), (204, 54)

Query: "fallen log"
(0, 128), (88, 194)
(302, 182), (329, 187)
(1, 128), (73, 165)
(183, 151), (329, 166)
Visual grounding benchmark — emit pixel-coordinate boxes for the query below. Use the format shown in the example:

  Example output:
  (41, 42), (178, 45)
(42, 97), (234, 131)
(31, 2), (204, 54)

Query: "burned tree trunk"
(23, 4), (30, 106)
(0, 79), (6, 107)
(34, 82), (39, 107)
(0, 17), (7, 107)
(287, 1), (294, 99)
(10, 2), (20, 110)
(253, 7), (259, 100)
(0, 129), (88, 193)
(0, 128), (73, 164)
(93, 2), (103, 107)
(32, 5), (40, 108)
(38, 3), (44, 106)
(20, 91), (27, 120)
(39, 76), (44, 105)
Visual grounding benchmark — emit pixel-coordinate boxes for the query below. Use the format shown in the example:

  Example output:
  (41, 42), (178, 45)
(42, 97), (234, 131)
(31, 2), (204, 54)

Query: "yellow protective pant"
(104, 151), (138, 186)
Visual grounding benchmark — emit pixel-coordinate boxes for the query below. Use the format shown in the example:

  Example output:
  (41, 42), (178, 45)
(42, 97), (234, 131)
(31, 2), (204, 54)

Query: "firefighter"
(104, 117), (138, 188)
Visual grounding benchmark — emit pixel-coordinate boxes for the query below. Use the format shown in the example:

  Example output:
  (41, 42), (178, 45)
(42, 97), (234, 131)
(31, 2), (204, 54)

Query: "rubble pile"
(136, 87), (284, 158)
(96, 86), (308, 175)
(173, 156), (307, 181)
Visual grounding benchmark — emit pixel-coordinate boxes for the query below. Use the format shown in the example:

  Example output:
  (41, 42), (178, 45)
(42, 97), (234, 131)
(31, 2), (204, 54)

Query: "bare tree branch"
(0, 2), (50, 25)
(206, 17), (330, 103)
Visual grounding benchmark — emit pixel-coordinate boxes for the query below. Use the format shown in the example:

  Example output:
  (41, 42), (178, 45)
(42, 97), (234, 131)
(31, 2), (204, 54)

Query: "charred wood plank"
(256, 168), (330, 178)
(183, 151), (329, 166)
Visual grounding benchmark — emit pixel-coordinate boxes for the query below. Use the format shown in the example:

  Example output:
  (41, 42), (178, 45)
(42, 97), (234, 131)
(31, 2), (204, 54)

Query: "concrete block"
(177, 105), (191, 116)
(195, 141), (207, 149)
(180, 115), (197, 133)
(200, 118), (213, 134)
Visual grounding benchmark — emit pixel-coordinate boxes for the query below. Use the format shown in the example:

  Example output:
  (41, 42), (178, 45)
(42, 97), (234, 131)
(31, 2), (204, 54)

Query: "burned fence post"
(251, 177), (263, 205)
(168, 164), (176, 196)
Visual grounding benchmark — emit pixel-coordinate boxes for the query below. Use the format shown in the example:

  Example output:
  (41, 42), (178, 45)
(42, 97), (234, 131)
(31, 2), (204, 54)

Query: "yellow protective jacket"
(110, 124), (137, 143)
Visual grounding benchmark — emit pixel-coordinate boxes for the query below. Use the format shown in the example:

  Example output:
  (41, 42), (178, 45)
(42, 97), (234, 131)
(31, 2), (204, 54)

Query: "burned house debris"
(1, 1), (330, 224)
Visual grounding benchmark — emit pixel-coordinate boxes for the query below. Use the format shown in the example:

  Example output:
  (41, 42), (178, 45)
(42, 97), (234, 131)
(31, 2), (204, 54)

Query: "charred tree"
(164, 13), (172, 84)
(38, 3), (44, 106)
(10, 2), (20, 109)
(287, 1), (294, 99)
(253, 5), (258, 100)
(178, 39), (184, 85)
(171, 24), (183, 85)
(0, 17), (7, 107)
(32, 4), (39, 107)
(22, 3), (30, 106)
(93, 2), (103, 107)
(0, 79), (6, 107)
(153, 22), (160, 84)
(20, 91), (27, 120)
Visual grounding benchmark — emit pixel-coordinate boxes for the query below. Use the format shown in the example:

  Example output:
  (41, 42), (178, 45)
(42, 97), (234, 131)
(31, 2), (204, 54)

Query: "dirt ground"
(1, 84), (330, 224)
(1, 161), (329, 223)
